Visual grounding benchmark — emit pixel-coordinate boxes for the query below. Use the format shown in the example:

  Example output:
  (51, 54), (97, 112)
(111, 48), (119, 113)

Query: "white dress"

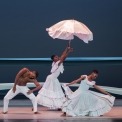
(37, 60), (66, 109)
(62, 75), (115, 117)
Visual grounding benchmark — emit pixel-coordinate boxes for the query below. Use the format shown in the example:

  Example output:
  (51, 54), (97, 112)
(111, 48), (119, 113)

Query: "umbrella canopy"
(46, 19), (93, 45)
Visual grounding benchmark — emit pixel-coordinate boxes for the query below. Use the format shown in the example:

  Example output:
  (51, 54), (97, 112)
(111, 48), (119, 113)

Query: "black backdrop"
(0, 0), (122, 99)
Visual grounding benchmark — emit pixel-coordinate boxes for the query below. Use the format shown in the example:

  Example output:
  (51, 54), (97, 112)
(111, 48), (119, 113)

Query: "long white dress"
(37, 60), (66, 109)
(62, 75), (115, 117)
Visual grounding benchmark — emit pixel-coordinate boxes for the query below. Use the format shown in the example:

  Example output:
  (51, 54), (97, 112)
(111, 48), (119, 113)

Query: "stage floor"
(0, 100), (122, 121)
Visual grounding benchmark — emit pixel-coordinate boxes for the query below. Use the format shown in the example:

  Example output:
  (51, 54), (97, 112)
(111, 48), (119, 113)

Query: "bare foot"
(34, 111), (40, 114)
(2, 112), (8, 114)
(61, 112), (66, 117)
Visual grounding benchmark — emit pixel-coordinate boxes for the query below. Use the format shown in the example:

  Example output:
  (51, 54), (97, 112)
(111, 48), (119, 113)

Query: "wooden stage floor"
(0, 100), (122, 122)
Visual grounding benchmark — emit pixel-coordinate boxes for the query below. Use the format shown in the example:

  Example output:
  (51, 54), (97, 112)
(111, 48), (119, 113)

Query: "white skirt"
(62, 86), (115, 117)
(37, 74), (66, 109)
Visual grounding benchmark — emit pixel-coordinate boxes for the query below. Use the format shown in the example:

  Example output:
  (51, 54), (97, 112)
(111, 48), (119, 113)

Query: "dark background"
(0, 0), (122, 57)
(0, 0), (122, 99)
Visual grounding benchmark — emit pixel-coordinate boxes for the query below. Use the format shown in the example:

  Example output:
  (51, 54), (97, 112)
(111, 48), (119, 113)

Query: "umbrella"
(46, 19), (93, 46)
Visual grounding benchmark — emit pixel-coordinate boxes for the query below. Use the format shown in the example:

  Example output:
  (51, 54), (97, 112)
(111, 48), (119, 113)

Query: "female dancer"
(61, 70), (115, 116)
(37, 46), (73, 109)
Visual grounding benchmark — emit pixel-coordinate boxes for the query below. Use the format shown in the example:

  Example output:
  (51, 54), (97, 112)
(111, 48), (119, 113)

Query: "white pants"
(3, 85), (37, 113)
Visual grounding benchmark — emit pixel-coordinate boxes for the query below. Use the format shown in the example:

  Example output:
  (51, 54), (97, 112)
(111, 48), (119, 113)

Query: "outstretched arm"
(13, 68), (29, 92)
(58, 47), (73, 66)
(66, 75), (85, 86)
(93, 84), (111, 96)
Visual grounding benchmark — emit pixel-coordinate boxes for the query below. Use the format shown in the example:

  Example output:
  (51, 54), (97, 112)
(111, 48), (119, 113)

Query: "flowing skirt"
(37, 74), (66, 109)
(62, 85), (115, 117)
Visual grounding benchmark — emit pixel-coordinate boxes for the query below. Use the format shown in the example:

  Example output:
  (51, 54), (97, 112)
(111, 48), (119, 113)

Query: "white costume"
(3, 85), (37, 113)
(37, 60), (66, 109)
(62, 75), (115, 117)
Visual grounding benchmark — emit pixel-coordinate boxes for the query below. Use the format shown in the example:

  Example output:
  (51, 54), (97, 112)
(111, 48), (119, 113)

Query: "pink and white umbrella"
(46, 19), (93, 46)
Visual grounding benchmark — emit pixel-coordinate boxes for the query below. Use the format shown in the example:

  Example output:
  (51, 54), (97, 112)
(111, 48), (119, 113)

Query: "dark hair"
(32, 71), (39, 78)
(92, 69), (99, 74)
(51, 55), (56, 60)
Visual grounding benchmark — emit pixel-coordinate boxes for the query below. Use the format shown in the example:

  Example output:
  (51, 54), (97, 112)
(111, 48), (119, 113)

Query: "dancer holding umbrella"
(37, 46), (73, 109)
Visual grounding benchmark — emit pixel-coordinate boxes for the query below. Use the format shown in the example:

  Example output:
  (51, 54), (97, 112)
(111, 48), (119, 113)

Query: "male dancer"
(3, 67), (41, 114)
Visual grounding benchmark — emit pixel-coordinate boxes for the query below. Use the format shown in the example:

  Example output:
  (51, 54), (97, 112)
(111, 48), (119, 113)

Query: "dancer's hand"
(106, 92), (112, 97)
(67, 47), (73, 52)
(69, 48), (73, 52)
(13, 86), (16, 93)
(66, 83), (69, 86)
(108, 93), (112, 97)
(62, 83), (69, 87)
(62, 83), (67, 87)
(27, 90), (33, 95)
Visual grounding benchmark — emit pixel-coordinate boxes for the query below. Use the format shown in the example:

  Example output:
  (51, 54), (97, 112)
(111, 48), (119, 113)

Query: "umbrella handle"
(68, 40), (71, 47)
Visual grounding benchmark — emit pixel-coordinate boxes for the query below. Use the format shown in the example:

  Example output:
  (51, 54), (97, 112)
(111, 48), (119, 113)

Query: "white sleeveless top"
(79, 75), (96, 91)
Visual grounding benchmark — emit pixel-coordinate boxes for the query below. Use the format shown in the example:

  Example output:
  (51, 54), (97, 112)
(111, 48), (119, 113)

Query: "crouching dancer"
(3, 67), (41, 114)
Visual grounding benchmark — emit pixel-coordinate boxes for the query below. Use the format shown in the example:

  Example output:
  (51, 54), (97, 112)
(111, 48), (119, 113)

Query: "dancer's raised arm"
(59, 47), (73, 65)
